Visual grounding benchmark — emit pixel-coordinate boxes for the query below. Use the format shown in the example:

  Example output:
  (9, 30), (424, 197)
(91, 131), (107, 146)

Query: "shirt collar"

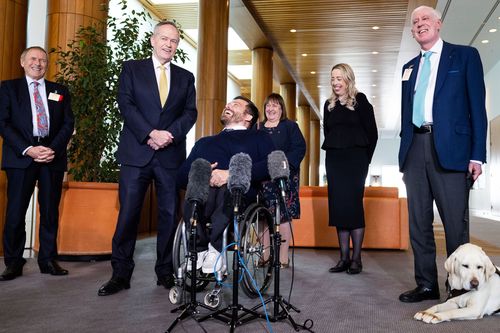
(420, 38), (443, 56)
(152, 55), (170, 70)
(224, 125), (247, 131)
(26, 76), (45, 86)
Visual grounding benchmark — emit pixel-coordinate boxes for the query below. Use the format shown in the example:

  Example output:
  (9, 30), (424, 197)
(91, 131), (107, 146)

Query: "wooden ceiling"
(142, 0), (437, 136)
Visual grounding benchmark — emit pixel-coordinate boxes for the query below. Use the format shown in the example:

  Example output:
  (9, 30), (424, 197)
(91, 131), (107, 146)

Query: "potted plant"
(40, 0), (188, 257)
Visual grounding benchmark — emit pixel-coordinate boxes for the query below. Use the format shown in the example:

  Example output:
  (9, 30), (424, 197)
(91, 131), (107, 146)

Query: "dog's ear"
(444, 252), (455, 275)
(484, 255), (496, 279)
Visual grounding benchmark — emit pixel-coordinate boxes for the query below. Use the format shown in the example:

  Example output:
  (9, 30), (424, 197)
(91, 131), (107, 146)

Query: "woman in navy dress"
(322, 63), (378, 274)
(256, 93), (306, 267)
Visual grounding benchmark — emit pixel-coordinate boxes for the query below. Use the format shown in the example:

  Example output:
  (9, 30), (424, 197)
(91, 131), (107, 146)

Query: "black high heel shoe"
(328, 260), (350, 273)
(346, 260), (362, 274)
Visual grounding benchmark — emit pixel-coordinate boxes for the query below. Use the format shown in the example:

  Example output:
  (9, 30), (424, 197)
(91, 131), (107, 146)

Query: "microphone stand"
(248, 194), (301, 330)
(197, 192), (262, 332)
(165, 201), (215, 333)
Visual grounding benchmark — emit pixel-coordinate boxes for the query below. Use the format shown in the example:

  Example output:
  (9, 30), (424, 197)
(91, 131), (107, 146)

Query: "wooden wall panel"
(297, 105), (311, 186)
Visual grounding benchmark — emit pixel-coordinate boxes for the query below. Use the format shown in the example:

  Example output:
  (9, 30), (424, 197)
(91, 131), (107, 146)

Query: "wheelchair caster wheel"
(169, 286), (182, 305)
(204, 293), (220, 309)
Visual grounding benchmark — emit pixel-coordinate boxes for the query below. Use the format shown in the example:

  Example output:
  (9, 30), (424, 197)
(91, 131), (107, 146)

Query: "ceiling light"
(481, 40), (489, 44)
(372, 84), (377, 87)
(489, 28), (497, 33)
(310, 71), (316, 74)
(372, 51), (379, 55)
(372, 69), (378, 73)
(372, 96), (376, 99)
(290, 29), (297, 33)
(302, 53), (308, 57)
(317, 85), (323, 88)
(372, 26), (380, 30)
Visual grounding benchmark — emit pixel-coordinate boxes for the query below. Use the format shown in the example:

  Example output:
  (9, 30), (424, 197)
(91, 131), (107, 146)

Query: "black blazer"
(0, 78), (74, 171)
(115, 58), (197, 169)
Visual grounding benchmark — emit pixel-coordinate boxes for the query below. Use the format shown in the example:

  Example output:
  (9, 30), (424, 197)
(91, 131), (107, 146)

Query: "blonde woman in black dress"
(322, 63), (378, 274)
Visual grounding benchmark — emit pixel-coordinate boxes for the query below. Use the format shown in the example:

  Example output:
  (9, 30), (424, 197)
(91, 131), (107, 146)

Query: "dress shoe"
(39, 260), (68, 276)
(157, 274), (175, 289)
(346, 260), (362, 275)
(0, 261), (25, 281)
(329, 260), (350, 273)
(98, 277), (130, 296)
(399, 286), (440, 303)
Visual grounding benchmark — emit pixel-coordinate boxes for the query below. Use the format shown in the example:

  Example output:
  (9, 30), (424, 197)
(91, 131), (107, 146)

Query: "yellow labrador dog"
(414, 243), (500, 324)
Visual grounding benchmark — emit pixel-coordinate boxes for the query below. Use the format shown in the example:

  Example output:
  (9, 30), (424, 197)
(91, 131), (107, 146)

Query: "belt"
(33, 136), (50, 144)
(413, 124), (433, 134)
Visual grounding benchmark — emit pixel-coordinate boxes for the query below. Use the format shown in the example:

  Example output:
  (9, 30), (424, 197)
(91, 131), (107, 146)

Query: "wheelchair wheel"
(238, 203), (275, 298)
(172, 219), (210, 292)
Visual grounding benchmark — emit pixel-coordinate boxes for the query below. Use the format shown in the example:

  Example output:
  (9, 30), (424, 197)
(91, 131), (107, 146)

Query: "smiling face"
(21, 48), (48, 80)
(264, 99), (283, 123)
(330, 68), (347, 98)
(151, 23), (180, 64)
(411, 6), (442, 50)
(221, 98), (253, 127)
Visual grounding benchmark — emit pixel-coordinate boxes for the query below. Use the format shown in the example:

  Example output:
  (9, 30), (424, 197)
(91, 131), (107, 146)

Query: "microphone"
(185, 158), (212, 221)
(267, 150), (290, 202)
(227, 153), (252, 210)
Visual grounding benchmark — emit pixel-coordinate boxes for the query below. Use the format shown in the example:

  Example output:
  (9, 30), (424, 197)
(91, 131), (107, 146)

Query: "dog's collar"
(495, 267), (500, 314)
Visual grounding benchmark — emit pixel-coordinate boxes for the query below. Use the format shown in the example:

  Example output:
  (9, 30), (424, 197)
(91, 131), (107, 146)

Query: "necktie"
(412, 51), (432, 127)
(159, 64), (168, 107)
(33, 81), (49, 137)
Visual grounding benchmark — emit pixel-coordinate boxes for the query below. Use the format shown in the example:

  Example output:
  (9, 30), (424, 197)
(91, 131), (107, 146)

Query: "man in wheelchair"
(177, 96), (275, 274)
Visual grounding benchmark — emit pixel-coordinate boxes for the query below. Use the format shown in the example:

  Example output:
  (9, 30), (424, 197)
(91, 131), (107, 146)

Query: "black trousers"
(3, 164), (64, 266)
(402, 133), (470, 289)
(111, 157), (178, 280)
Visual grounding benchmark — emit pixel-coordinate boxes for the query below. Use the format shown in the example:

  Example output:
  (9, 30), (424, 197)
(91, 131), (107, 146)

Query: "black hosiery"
(337, 228), (351, 261)
(350, 227), (365, 263)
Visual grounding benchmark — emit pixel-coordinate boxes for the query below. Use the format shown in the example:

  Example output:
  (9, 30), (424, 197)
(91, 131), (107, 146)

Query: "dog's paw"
(421, 312), (444, 324)
(414, 311), (425, 320)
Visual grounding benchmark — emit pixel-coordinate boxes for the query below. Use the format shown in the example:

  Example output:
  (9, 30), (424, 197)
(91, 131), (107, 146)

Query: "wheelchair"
(170, 202), (275, 308)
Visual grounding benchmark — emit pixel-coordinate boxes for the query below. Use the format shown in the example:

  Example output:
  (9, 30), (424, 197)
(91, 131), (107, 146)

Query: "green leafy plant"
(51, 0), (188, 182)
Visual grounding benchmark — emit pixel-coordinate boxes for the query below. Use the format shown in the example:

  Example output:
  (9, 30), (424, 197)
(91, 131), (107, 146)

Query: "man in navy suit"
(398, 6), (487, 303)
(98, 21), (197, 296)
(0, 46), (75, 280)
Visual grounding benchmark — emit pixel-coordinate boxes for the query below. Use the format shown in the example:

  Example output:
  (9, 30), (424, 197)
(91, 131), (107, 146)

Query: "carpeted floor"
(1, 216), (499, 333)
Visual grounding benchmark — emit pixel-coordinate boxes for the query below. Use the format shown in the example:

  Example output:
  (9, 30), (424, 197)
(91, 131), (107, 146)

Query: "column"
(46, 0), (108, 80)
(309, 117), (320, 186)
(280, 82), (296, 121)
(251, 47), (273, 116)
(297, 105), (311, 186)
(196, 0), (229, 138)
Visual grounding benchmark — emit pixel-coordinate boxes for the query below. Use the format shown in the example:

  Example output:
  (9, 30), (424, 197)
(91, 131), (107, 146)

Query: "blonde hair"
(327, 63), (358, 111)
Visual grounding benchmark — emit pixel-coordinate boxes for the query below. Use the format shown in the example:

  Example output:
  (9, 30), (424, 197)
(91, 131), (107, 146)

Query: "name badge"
(48, 92), (63, 102)
(402, 68), (413, 81)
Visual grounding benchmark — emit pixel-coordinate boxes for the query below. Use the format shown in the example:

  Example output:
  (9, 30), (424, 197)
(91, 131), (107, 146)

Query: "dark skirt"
(325, 147), (369, 229)
(260, 170), (301, 222)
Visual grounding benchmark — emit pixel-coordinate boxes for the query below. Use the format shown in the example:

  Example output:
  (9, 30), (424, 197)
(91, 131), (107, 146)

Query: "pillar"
(297, 105), (311, 186)
(280, 83), (296, 121)
(251, 47), (273, 117)
(309, 117), (320, 186)
(196, 0), (229, 138)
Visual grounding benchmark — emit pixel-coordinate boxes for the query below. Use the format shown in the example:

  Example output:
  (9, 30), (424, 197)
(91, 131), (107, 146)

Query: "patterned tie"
(33, 81), (49, 137)
(159, 64), (168, 107)
(412, 51), (432, 127)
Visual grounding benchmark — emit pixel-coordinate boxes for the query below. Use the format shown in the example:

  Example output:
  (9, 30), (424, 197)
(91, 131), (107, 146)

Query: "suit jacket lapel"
(405, 57), (420, 106)
(434, 42), (452, 96)
(139, 58), (161, 109)
(17, 78), (35, 134)
(164, 63), (180, 111)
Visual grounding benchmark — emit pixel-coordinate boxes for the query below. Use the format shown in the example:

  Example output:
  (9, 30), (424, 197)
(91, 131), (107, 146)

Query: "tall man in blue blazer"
(98, 21), (197, 296)
(398, 6), (487, 303)
(0, 46), (74, 280)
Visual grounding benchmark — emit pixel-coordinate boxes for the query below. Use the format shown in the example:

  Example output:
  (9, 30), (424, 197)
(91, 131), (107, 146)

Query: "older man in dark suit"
(0, 46), (75, 280)
(398, 6), (487, 303)
(98, 21), (197, 296)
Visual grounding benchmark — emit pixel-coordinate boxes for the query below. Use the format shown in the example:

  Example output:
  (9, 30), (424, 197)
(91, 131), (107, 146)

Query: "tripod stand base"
(197, 304), (263, 332)
(165, 301), (217, 333)
(248, 295), (302, 331)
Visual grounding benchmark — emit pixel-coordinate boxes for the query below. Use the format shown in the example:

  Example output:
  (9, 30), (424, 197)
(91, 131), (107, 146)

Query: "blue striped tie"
(412, 51), (432, 127)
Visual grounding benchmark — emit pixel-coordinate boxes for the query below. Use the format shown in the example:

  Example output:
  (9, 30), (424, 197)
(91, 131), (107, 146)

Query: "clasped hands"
(210, 162), (229, 188)
(27, 146), (55, 163)
(148, 129), (173, 150)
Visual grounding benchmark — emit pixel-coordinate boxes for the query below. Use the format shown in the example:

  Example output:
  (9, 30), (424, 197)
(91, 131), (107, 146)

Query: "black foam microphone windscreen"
(268, 150), (290, 181)
(185, 158), (212, 204)
(228, 153), (252, 195)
